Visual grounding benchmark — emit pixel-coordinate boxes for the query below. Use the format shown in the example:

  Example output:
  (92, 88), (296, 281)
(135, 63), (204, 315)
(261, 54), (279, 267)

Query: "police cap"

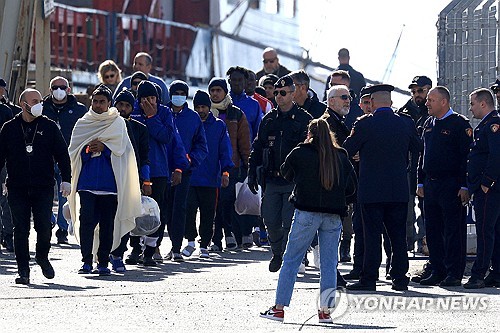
(490, 78), (500, 92)
(363, 84), (394, 95)
(274, 75), (294, 89)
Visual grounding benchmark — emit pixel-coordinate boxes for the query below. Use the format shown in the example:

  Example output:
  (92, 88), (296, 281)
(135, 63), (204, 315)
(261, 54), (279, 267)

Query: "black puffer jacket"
(280, 143), (357, 215)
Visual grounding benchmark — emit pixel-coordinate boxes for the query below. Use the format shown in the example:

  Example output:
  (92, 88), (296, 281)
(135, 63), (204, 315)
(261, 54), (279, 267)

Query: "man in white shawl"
(67, 85), (142, 275)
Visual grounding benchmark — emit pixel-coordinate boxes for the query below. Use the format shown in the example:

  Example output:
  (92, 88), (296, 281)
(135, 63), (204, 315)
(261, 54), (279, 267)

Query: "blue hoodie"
(190, 113), (234, 188)
(131, 102), (178, 179)
(169, 103), (208, 171)
(230, 91), (262, 141)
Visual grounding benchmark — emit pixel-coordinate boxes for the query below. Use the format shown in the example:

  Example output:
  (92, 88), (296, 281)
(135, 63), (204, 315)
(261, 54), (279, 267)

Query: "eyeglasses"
(104, 73), (116, 79)
(263, 58), (277, 64)
(51, 85), (67, 90)
(411, 88), (428, 95)
(131, 81), (142, 86)
(330, 94), (352, 101)
(273, 90), (291, 97)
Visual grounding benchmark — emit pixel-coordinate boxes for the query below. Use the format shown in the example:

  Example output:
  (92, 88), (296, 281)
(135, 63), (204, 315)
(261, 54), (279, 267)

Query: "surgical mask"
(25, 102), (43, 117)
(52, 88), (67, 101)
(171, 95), (187, 107)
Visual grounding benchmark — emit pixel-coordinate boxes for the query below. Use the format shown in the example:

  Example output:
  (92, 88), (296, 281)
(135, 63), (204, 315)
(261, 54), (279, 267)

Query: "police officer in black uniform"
(248, 75), (313, 272)
(464, 88), (500, 289)
(343, 84), (422, 291)
(417, 86), (472, 287)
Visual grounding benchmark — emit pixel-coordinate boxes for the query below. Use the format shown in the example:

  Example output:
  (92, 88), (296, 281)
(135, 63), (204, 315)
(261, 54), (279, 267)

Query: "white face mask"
(25, 102), (43, 117)
(171, 95), (187, 107)
(52, 88), (67, 101)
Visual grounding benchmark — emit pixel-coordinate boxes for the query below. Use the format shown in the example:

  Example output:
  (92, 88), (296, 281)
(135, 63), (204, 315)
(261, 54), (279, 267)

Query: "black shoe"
(420, 273), (444, 286)
(343, 270), (361, 280)
(125, 252), (141, 265)
(346, 281), (376, 291)
(15, 274), (30, 285)
(410, 263), (432, 283)
(439, 276), (461, 287)
(142, 256), (157, 267)
(269, 255), (282, 272)
(36, 258), (55, 279)
(484, 273), (500, 287)
(464, 277), (485, 289)
(339, 243), (351, 262)
(1, 233), (14, 252)
(337, 272), (347, 288)
(391, 282), (408, 291)
(56, 229), (68, 244)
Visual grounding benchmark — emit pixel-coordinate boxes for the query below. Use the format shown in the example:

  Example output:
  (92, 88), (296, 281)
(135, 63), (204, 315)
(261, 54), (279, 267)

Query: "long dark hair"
(307, 118), (341, 190)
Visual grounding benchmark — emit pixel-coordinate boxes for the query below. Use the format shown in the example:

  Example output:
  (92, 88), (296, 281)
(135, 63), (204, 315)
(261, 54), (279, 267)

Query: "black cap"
(169, 80), (189, 96)
(260, 74), (279, 86)
(490, 79), (500, 92)
(360, 85), (371, 98)
(208, 78), (228, 94)
(274, 75), (294, 89)
(92, 84), (113, 101)
(193, 90), (211, 108)
(114, 89), (135, 107)
(408, 76), (432, 89)
(363, 84), (394, 95)
(131, 71), (148, 84)
(137, 80), (159, 100)
(0, 78), (6, 88)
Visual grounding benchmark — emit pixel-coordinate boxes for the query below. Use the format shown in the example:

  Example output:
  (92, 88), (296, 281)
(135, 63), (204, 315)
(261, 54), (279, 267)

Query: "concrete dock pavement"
(0, 230), (499, 332)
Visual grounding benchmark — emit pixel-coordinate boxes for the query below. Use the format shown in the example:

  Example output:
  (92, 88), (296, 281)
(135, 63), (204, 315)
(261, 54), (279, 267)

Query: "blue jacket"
(230, 91), (262, 141)
(190, 113), (234, 188)
(131, 102), (178, 179)
(343, 107), (422, 203)
(77, 146), (117, 193)
(170, 103), (208, 171)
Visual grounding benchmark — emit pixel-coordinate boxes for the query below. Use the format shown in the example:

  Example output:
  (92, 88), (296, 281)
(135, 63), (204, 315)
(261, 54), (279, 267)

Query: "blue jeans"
(275, 209), (342, 308)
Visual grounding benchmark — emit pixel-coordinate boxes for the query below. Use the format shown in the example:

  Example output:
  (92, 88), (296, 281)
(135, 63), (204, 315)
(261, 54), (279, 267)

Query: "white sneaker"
(298, 262), (306, 274)
(312, 245), (320, 269)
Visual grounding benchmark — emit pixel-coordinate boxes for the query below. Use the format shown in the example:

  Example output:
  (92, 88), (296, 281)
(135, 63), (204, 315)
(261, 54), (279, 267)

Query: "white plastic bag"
(234, 177), (262, 216)
(130, 196), (161, 236)
(62, 201), (74, 235)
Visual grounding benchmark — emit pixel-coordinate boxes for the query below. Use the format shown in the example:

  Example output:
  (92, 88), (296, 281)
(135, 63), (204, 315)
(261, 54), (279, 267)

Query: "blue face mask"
(171, 95), (187, 107)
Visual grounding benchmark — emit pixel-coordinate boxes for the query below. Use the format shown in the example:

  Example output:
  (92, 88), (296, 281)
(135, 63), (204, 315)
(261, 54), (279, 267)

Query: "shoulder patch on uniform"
(491, 123), (499, 133)
(466, 128), (473, 137)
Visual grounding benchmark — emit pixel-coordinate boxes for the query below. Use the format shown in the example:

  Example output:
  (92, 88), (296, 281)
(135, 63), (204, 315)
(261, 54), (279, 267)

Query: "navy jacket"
(77, 146), (117, 193)
(125, 118), (150, 182)
(170, 103), (208, 171)
(343, 107), (422, 203)
(190, 113), (234, 188)
(418, 112), (472, 187)
(42, 94), (87, 145)
(467, 111), (500, 193)
(299, 89), (327, 119)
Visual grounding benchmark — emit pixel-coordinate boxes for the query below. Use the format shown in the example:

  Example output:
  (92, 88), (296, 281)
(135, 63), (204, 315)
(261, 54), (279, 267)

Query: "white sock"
(188, 241), (195, 248)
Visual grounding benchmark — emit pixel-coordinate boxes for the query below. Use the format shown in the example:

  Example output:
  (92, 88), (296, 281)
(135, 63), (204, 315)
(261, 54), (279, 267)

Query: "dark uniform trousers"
(470, 189), (500, 279)
(423, 177), (467, 279)
(360, 202), (409, 286)
(8, 186), (54, 273)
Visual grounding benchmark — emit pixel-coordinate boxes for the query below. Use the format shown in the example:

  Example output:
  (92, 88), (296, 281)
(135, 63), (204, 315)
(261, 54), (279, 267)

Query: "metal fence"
(438, 0), (499, 118)
(31, 3), (201, 79)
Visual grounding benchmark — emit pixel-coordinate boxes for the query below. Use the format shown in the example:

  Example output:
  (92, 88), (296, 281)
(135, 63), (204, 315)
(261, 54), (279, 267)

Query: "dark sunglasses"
(331, 94), (351, 101)
(131, 81), (142, 86)
(104, 73), (116, 79)
(273, 90), (290, 97)
(411, 88), (427, 95)
(51, 85), (67, 90)
(263, 58), (277, 64)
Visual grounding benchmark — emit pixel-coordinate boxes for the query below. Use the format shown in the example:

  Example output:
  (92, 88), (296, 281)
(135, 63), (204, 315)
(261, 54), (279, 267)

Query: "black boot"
(55, 228), (68, 244)
(339, 240), (351, 263)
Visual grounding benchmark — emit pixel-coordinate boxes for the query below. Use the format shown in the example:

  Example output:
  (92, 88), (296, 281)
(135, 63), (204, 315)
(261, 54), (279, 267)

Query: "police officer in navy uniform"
(248, 75), (313, 272)
(416, 86), (472, 287)
(464, 88), (500, 289)
(343, 84), (422, 291)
